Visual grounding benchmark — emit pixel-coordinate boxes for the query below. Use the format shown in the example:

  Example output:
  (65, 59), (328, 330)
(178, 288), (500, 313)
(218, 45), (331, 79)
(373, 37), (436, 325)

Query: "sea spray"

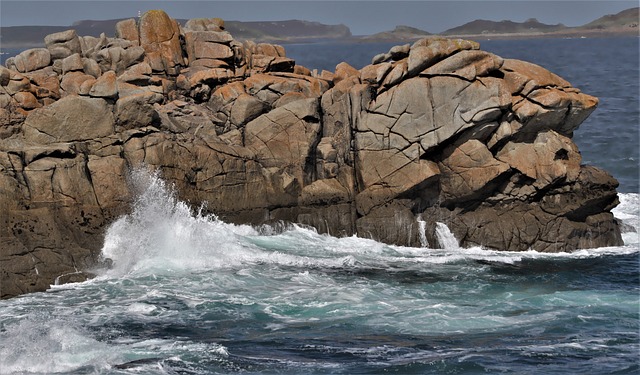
(613, 193), (640, 245)
(416, 214), (429, 247)
(435, 222), (459, 250)
(100, 168), (260, 276)
(100, 170), (640, 277)
(0, 316), (119, 373)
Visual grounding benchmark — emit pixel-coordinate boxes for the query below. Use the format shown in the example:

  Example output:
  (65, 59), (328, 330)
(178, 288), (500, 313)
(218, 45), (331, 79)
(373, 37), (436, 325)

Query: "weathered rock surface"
(0, 10), (623, 299)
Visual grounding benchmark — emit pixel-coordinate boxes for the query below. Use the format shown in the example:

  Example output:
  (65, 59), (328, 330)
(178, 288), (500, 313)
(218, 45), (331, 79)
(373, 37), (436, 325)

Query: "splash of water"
(99, 169), (638, 279)
(435, 222), (459, 250)
(100, 168), (260, 276)
(416, 215), (429, 248)
(612, 193), (640, 245)
(0, 316), (118, 374)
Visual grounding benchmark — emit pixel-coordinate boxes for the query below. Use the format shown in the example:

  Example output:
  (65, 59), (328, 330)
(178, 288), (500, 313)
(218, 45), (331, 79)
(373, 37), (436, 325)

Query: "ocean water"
(1, 37), (639, 374)
(0, 171), (637, 374)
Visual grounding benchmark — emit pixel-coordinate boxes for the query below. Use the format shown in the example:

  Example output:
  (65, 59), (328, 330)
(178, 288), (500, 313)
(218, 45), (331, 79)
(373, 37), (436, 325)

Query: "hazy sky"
(0, 0), (637, 35)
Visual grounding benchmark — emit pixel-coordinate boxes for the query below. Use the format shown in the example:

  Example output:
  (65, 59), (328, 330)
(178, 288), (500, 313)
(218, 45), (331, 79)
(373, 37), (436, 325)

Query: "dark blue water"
(0, 38), (638, 374)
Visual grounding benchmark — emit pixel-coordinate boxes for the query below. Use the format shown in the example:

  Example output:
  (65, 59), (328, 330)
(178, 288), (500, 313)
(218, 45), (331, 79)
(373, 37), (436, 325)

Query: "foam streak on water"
(0, 170), (637, 374)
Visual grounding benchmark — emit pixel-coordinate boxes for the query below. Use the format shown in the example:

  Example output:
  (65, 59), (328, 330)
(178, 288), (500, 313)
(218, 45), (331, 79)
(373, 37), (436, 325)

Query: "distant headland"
(1, 7), (637, 48)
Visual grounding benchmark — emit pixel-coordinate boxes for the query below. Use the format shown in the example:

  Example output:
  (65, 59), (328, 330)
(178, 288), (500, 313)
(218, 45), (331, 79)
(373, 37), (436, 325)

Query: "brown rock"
(187, 68), (233, 87)
(118, 62), (153, 84)
(502, 59), (598, 137)
(407, 38), (479, 77)
(190, 59), (230, 69)
(300, 178), (350, 206)
(23, 96), (115, 143)
(333, 62), (360, 85)
(230, 93), (268, 127)
(61, 53), (84, 74)
(355, 150), (440, 215)
(0, 67), (11, 86)
(193, 42), (234, 61)
(78, 78), (97, 96)
(87, 155), (131, 215)
(138, 9), (184, 74)
(389, 43), (411, 60)
(82, 58), (102, 78)
(360, 62), (392, 85)
(14, 48), (51, 73)
(13, 91), (40, 110)
(89, 70), (118, 98)
(438, 140), (510, 203)
(245, 98), (321, 183)
(355, 202), (422, 247)
(422, 50), (504, 80)
(251, 56), (295, 73)
(184, 31), (234, 65)
(80, 34), (108, 58)
(115, 18), (140, 44)
(44, 29), (82, 60)
(60, 71), (96, 96)
(115, 91), (163, 129)
(0, 33), (625, 302)
(184, 18), (225, 32)
(24, 67), (60, 100)
(293, 65), (312, 76)
(497, 130), (581, 190)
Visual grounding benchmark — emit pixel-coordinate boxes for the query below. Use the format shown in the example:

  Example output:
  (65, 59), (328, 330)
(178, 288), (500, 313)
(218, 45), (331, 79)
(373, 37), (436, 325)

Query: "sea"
(0, 37), (638, 374)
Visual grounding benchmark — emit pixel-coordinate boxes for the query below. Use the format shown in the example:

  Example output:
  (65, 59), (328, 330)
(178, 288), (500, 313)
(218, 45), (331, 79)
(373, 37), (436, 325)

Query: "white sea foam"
(0, 317), (118, 374)
(613, 193), (640, 245)
(435, 222), (460, 250)
(98, 171), (639, 281)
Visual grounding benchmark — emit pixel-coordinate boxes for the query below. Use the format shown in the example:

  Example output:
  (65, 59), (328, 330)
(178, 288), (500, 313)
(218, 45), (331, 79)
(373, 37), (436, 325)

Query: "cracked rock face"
(0, 10), (623, 299)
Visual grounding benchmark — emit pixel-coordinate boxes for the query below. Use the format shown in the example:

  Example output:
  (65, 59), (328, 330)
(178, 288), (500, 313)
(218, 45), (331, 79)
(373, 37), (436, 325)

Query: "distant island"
(368, 7), (638, 41)
(1, 7), (637, 48)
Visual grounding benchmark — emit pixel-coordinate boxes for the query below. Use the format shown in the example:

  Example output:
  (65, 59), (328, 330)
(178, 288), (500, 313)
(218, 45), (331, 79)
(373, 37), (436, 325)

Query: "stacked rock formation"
(0, 10), (622, 299)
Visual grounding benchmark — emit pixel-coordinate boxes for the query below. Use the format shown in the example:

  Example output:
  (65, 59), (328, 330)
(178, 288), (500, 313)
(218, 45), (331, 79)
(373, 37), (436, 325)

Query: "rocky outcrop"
(0, 10), (623, 299)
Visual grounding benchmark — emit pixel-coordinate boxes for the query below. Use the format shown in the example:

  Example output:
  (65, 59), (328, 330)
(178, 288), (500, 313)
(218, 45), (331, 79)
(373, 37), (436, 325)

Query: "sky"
(0, 0), (637, 35)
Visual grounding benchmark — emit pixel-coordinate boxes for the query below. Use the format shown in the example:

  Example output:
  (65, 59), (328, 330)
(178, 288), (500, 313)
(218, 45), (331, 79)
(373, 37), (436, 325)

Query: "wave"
(2, 170), (636, 374)
(0, 316), (118, 374)
(97, 170), (639, 278)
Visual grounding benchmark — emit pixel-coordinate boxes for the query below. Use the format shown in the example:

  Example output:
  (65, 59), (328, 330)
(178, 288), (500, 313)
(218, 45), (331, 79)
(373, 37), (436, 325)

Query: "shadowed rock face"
(0, 10), (622, 299)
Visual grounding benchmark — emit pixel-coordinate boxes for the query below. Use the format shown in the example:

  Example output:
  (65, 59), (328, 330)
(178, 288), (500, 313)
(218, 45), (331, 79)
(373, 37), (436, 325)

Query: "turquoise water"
(0, 171), (638, 374)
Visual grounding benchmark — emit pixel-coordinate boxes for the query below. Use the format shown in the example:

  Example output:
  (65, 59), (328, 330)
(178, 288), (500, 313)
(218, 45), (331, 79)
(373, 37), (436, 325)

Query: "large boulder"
(115, 18), (140, 44)
(22, 96), (115, 143)
(138, 9), (185, 75)
(13, 48), (51, 73)
(44, 30), (82, 60)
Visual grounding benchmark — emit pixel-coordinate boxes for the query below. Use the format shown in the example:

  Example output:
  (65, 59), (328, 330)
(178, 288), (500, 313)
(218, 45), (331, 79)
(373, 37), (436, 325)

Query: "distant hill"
(363, 25), (431, 41)
(0, 18), (352, 48)
(579, 7), (639, 30)
(361, 7), (637, 42)
(0, 26), (72, 48)
(225, 20), (351, 41)
(440, 7), (638, 39)
(442, 18), (566, 36)
(0, 7), (637, 49)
